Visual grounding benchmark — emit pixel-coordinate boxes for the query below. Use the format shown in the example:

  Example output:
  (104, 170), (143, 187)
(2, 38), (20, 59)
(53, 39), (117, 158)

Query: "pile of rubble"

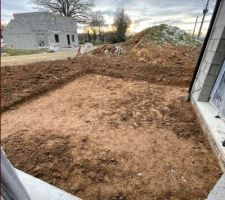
(92, 44), (126, 55)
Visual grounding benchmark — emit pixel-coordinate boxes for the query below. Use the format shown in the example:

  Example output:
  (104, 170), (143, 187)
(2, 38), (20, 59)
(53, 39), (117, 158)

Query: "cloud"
(93, 0), (215, 33)
(1, 0), (215, 33)
(2, 0), (35, 23)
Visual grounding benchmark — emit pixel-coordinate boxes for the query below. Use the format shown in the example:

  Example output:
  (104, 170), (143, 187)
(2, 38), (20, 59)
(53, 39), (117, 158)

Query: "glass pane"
(222, 102), (225, 118)
(211, 70), (225, 119)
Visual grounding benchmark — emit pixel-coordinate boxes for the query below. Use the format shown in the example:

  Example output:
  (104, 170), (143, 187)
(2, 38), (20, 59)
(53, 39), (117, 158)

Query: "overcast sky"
(2, 0), (216, 34)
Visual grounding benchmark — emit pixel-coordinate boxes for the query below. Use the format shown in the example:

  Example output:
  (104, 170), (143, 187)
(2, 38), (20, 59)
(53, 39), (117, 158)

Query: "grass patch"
(4, 48), (48, 56)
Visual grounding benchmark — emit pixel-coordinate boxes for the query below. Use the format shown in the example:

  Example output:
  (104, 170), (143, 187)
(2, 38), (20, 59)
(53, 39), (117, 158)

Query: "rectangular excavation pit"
(1, 74), (221, 200)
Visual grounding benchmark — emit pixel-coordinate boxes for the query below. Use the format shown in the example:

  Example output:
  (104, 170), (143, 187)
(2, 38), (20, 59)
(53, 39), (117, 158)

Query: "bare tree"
(113, 8), (131, 42)
(31, 0), (94, 23)
(89, 12), (105, 41)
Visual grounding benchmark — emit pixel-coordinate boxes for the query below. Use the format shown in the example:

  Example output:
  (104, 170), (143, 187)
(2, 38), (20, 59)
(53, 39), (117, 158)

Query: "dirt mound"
(92, 24), (201, 67)
(92, 27), (151, 55)
(92, 24), (201, 54)
(130, 42), (198, 66)
(92, 42), (199, 68)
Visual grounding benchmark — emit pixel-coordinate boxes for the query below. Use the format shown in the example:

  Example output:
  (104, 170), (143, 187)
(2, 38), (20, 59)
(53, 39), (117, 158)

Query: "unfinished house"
(189, 0), (225, 167)
(189, 0), (225, 198)
(3, 12), (79, 49)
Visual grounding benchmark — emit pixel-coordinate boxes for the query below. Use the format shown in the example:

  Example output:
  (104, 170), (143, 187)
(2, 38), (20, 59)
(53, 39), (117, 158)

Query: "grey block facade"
(191, 0), (225, 102)
(3, 12), (79, 49)
(190, 2), (225, 198)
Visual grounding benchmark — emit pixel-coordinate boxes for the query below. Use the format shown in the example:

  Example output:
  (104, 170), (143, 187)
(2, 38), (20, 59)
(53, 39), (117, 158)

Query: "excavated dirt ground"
(1, 74), (222, 200)
(1, 52), (198, 111)
(0, 41), (222, 199)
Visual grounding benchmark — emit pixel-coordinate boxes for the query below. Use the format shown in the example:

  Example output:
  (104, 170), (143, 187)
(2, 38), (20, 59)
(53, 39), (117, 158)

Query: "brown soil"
(92, 40), (199, 68)
(0, 33), (221, 200)
(1, 26), (200, 112)
(2, 74), (221, 200)
(1, 50), (198, 112)
(92, 28), (200, 70)
(1, 58), (87, 111)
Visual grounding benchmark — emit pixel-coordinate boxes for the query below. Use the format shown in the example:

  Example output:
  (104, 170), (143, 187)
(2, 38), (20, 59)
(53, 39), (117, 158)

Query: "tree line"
(84, 8), (131, 44)
(32, 0), (131, 44)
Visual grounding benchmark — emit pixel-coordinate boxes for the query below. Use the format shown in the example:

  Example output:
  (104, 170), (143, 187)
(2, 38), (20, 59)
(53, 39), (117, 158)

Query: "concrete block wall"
(3, 12), (79, 49)
(7, 33), (37, 49)
(192, 0), (225, 102)
(48, 31), (78, 48)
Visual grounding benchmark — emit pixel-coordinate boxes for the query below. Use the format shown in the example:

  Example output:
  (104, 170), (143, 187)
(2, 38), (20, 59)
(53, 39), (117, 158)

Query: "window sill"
(192, 100), (225, 171)
(16, 169), (81, 200)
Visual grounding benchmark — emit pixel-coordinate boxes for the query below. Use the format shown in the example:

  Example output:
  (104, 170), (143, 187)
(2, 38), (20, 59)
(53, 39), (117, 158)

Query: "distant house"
(3, 12), (79, 49)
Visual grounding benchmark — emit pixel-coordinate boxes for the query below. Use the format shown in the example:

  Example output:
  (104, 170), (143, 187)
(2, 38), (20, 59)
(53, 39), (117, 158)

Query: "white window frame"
(210, 61), (225, 120)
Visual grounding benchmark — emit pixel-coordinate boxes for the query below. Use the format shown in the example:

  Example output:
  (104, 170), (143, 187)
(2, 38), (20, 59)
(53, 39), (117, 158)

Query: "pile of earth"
(92, 24), (201, 66)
